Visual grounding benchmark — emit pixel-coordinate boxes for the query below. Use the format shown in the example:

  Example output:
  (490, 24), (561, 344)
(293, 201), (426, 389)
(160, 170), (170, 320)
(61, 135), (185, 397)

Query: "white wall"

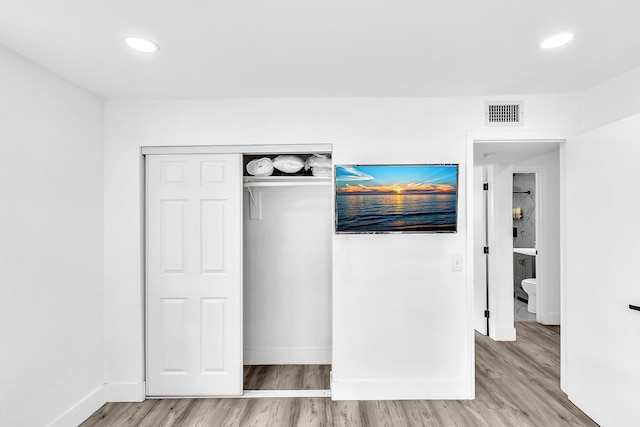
(581, 65), (640, 130)
(243, 186), (332, 364)
(0, 46), (104, 426)
(103, 95), (580, 400)
(560, 63), (640, 398)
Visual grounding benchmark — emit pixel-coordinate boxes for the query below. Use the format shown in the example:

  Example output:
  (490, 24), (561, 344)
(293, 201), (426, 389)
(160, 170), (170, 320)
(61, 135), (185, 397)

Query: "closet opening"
(144, 144), (333, 398)
(241, 151), (333, 394)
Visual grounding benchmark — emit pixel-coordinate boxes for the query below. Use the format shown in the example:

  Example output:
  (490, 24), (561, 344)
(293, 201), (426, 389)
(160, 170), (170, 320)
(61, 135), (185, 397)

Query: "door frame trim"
(141, 144), (332, 156)
(466, 130), (575, 395)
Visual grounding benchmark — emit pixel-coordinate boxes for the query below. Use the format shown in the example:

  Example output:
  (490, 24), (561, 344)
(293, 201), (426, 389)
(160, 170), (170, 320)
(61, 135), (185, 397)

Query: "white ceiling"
(1, 0), (639, 98)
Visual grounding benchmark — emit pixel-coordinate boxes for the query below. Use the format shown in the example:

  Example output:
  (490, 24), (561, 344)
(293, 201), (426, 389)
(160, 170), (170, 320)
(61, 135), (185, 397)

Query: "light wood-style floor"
(244, 365), (331, 390)
(81, 323), (598, 426)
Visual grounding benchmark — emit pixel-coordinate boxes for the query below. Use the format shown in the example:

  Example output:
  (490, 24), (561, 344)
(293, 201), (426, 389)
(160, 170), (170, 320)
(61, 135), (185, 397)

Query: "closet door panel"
(201, 200), (226, 273)
(147, 153), (242, 396)
(159, 298), (187, 373)
(160, 200), (186, 273)
(200, 297), (227, 372)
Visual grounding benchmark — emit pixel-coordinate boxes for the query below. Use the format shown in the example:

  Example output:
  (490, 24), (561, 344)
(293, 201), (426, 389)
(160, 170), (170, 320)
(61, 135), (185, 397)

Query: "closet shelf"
(243, 176), (332, 188)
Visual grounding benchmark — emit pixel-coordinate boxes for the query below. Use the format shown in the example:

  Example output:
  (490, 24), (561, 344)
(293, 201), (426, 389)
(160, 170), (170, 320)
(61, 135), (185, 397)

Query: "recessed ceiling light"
(539, 33), (574, 49)
(124, 36), (159, 53)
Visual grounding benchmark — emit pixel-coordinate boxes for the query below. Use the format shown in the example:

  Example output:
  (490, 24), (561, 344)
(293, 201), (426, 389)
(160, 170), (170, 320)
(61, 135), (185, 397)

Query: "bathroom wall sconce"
(513, 207), (523, 220)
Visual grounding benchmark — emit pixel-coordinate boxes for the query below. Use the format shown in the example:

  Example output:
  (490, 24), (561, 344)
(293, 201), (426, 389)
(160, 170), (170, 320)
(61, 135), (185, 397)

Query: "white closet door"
(146, 154), (242, 396)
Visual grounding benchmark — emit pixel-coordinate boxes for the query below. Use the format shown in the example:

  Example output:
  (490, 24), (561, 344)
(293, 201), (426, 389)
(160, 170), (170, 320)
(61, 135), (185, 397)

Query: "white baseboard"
(244, 348), (331, 365)
(46, 386), (106, 427)
(105, 381), (146, 402)
(46, 381), (146, 427)
(330, 378), (473, 400)
(540, 311), (561, 325)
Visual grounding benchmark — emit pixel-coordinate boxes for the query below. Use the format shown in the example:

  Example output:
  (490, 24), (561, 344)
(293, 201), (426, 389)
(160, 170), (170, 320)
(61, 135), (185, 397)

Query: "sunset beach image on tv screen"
(335, 164), (458, 233)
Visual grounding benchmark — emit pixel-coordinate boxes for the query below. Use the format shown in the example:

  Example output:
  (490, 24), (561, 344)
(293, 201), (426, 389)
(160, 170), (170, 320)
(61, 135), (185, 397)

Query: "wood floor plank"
(243, 365), (331, 390)
(397, 400), (441, 427)
(330, 400), (365, 426)
(138, 399), (196, 427)
(80, 402), (128, 426)
(292, 397), (330, 426)
(80, 324), (599, 427)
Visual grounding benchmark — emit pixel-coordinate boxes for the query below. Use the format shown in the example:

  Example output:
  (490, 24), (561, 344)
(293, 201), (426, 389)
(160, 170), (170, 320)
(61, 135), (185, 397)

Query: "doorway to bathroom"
(512, 172), (537, 323)
(470, 135), (568, 421)
(473, 139), (562, 341)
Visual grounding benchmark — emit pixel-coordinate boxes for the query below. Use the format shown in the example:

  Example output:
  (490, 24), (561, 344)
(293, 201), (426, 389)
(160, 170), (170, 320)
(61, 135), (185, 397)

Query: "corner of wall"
(581, 66), (640, 130)
(45, 381), (145, 427)
(105, 382), (146, 403)
(46, 387), (106, 427)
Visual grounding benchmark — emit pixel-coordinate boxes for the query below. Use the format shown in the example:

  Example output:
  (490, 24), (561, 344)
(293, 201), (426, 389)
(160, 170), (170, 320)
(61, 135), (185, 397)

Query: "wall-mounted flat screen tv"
(335, 164), (458, 234)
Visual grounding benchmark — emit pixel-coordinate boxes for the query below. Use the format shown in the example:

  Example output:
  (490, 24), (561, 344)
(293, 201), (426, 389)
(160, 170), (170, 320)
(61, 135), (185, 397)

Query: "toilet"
(521, 278), (537, 313)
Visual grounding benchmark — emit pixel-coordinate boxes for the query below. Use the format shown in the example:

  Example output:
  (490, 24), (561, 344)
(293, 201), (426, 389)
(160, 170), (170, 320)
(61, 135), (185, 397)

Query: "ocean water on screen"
(336, 193), (457, 233)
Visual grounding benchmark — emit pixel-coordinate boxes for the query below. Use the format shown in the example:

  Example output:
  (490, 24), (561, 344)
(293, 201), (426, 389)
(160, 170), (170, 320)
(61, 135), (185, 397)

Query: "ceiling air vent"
(485, 101), (523, 126)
